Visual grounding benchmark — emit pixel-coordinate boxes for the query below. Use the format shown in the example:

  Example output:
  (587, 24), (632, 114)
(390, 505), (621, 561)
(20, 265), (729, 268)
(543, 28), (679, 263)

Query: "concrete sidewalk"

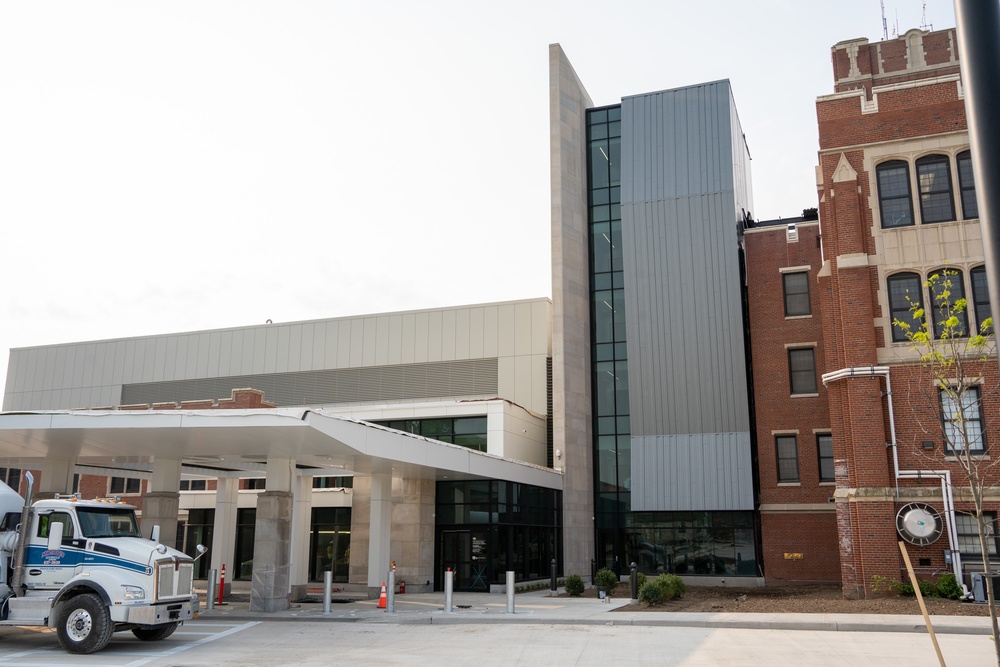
(195, 588), (995, 635)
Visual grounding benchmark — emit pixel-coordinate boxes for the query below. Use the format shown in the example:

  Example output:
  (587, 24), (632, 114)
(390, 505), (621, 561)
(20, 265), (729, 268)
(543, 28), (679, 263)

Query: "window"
(109, 476), (141, 495)
(955, 512), (998, 558)
(941, 386), (985, 453)
(783, 272), (811, 316)
(888, 272), (924, 342)
(929, 269), (967, 338)
(788, 348), (817, 395)
(957, 151), (979, 219)
(0, 467), (21, 491)
(374, 416), (488, 452)
(245, 478), (266, 490)
(776, 436), (800, 483)
(313, 476), (354, 489)
(916, 154), (955, 223)
(180, 479), (207, 491)
(877, 160), (914, 228)
(37, 512), (75, 540)
(817, 434), (835, 482)
(972, 266), (992, 335)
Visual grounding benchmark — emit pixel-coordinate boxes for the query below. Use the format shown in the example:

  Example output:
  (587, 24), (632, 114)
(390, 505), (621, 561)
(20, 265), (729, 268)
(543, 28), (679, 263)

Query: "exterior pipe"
(11, 471), (34, 595)
(821, 366), (968, 594)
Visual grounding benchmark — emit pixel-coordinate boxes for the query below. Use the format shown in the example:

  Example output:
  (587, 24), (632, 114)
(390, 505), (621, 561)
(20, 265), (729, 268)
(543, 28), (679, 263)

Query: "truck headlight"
(121, 585), (146, 601)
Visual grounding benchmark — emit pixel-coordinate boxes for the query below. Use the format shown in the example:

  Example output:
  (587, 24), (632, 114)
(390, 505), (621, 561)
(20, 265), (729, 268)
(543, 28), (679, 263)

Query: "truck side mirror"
(150, 525), (160, 543)
(48, 522), (63, 551)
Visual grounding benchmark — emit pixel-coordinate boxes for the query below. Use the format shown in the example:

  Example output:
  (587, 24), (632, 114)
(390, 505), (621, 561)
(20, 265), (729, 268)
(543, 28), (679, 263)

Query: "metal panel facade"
(3, 299), (550, 414)
(620, 81), (753, 511)
(630, 433), (754, 511)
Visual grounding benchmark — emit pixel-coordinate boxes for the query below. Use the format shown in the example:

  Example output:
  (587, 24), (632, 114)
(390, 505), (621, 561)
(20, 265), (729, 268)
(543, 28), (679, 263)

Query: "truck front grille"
(155, 560), (195, 600)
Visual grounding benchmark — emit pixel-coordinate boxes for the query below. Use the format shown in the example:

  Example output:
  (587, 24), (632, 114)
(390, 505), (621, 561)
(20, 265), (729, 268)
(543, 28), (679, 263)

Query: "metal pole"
(954, 0), (1000, 372)
(444, 568), (454, 613)
(323, 571), (332, 614)
(630, 562), (639, 603)
(387, 569), (395, 614)
(506, 571), (515, 614)
(206, 569), (216, 612)
(550, 557), (557, 592)
(591, 558), (595, 584)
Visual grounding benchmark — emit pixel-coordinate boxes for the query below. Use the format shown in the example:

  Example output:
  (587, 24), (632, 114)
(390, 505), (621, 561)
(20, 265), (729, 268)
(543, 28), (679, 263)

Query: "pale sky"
(0, 1), (957, 406)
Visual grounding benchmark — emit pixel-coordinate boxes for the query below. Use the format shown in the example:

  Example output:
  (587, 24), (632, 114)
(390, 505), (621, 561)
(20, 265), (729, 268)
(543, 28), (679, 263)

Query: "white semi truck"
(0, 472), (205, 654)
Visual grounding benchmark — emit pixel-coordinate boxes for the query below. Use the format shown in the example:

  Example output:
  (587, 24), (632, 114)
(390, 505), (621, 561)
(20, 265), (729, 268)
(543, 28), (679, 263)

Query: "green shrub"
(638, 581), (664, 606)
(935, 573), (962, 600)
(654, 573), (686, 600)
(893, 581), (915, 597)
(635, 571), (647, 590)
(564, 574), (585, 597)
(594, 567), (619, 593)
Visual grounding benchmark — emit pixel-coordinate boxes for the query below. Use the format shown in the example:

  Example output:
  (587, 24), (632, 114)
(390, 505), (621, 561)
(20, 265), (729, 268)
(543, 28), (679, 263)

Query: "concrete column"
(210, 477), (238, 594)
(141, 458), (181, 546)
(250, 457), (294, 612)
(36, 458), (76, 499)
(367, 472), (391, 593)
(289, 474), (313, 601)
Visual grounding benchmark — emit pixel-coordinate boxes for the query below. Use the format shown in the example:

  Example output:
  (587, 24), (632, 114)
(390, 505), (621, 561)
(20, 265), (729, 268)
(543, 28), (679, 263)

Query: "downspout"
(822, 366), (969, 594)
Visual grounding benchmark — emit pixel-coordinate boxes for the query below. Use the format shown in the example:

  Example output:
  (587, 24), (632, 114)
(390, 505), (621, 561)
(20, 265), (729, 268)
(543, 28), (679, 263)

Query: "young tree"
(895, 269), (1000, 661)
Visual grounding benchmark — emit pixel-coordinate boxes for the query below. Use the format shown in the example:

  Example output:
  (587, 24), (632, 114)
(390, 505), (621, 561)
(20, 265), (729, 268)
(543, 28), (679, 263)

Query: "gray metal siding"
(630, 433), (754, 511)
(120, 358), (499, 407)
(3, 300), (549, 412)
(619, 81), (753, 512)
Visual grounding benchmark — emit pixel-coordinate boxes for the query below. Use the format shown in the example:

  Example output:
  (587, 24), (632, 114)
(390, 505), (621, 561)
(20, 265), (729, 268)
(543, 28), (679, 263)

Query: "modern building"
(550, 45), (757, 580)
(3, 27), (997, 605)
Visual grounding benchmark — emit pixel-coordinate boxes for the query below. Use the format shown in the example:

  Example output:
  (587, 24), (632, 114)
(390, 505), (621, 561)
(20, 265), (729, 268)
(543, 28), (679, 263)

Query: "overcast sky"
(0, 1), (957, 406)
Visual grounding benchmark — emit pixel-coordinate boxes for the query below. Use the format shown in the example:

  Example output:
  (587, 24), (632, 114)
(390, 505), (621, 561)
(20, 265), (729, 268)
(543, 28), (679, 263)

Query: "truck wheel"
(55, 593), (114, 654)
(132, 623), (178, 641)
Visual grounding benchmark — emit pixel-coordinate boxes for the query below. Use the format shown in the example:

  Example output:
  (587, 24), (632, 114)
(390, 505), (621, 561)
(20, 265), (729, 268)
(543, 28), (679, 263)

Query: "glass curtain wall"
(435, 480), (561, 591)
(587, 106), (630, 571)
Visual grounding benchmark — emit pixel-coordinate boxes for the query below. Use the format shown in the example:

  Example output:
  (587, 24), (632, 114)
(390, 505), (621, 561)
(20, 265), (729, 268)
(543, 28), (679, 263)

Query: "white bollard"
(387, 569), (395, 613)
(323, 571), (332, 614)
(506, 571), (515, 614)
(444, 568), (454, 613)
(206, 569), (216, 612)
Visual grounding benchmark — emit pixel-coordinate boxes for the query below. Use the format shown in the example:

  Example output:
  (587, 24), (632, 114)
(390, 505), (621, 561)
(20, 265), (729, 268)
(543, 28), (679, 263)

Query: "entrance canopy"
(0, 408), (562, 488)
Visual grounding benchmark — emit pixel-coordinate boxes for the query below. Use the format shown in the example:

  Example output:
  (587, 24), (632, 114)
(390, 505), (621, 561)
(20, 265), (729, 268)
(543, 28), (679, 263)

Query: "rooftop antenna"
(893, 9), (899, 37)
(881, 0), (889, 40)
(920, 1), (933, 31)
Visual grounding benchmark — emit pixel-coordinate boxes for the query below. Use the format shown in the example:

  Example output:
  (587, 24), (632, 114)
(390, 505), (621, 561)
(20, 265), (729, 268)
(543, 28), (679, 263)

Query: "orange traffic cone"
(377, 582), (387, 609)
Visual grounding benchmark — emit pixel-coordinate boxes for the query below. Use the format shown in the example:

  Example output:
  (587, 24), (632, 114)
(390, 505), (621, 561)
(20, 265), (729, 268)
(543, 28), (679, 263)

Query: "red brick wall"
(760, 512), (840, 583)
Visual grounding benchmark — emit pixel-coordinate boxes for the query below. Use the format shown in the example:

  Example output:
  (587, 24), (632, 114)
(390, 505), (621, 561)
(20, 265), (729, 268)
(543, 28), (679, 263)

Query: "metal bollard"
(444, 568), (454, 613)
(387, 569), (395, 613)
(630, 562), (639, 603)
(323, 571), (332, 614)
(550, 558), (557, 592)
(506, 571), (515, 614)
(206, 569), (216, 612)
(591, 558), (596, 585)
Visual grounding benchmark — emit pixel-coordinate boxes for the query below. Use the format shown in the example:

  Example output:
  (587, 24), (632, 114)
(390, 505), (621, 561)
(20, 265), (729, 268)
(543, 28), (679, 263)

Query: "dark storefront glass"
(435, 480), (561, 591)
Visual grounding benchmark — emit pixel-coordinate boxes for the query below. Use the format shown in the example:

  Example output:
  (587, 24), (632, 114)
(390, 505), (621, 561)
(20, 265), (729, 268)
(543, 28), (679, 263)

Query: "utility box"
(971, 572), (1000, 603)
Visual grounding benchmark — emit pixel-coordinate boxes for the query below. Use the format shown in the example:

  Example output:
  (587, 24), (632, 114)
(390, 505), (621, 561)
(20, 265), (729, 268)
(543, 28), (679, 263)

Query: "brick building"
(746, 27), (999, 597)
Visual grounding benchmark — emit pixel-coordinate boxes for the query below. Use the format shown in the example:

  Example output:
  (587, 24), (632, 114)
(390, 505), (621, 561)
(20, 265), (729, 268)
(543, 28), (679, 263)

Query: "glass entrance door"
(440, 529), (490, 591)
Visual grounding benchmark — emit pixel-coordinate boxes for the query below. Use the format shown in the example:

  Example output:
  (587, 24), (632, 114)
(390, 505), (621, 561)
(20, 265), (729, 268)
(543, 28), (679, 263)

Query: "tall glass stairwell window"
(587, 105), (630, 569)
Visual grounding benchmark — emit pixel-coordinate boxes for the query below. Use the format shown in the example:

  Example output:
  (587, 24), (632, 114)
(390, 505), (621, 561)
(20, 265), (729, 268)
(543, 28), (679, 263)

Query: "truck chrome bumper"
(125, 598), (197, 626)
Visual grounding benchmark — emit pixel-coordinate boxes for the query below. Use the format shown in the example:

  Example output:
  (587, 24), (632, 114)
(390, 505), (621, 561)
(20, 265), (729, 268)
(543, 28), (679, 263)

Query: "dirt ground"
(572, 583), (993, 616)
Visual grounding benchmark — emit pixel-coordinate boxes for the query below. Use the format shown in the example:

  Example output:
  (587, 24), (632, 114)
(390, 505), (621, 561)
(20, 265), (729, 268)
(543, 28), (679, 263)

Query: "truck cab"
(1, 478), (203, 655)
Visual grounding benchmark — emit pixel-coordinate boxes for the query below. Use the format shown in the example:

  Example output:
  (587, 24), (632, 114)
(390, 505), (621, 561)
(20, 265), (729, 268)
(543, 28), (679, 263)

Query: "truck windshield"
(76, 507), (143, 538)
